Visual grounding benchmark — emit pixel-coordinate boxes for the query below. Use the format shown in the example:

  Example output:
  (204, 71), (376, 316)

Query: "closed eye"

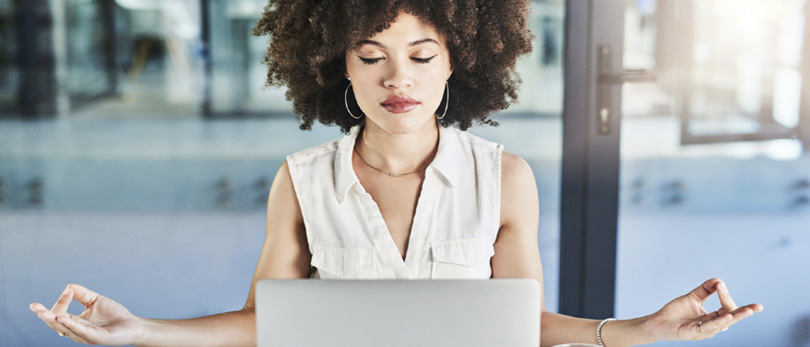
(412, 55), (438, 64)
(359, 57), (384, 65)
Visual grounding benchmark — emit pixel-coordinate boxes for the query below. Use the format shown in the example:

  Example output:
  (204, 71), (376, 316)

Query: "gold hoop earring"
(436, 81), (450, 120)
(345, 83), (364, 120)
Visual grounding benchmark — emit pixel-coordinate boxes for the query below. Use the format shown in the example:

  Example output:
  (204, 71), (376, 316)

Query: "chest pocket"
(430, 237), (495, 279)
(310, 246), (381, 279)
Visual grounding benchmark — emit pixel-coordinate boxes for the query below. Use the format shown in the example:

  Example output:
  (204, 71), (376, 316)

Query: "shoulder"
(267, 161), (302, 223)
(499, 151), (538, 227)
(501, 152), (533, 183)
(274, 161), (293, 185)
(269, 161), (296, 201)
(286, 136), (341, 165)
(452, 127), (503, 152)
(285, 135), (347, 186)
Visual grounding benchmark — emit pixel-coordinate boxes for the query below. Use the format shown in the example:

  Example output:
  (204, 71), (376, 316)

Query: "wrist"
(597, 318), (616, 346)
(600, 316), (658, 347)
(635, 314), (660, 345)
(134, 317), (157, 347)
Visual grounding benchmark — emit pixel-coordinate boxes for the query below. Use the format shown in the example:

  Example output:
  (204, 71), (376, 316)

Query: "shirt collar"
(430, 125), (460, 188)
(334, 124), (460, 204)
(334, 125), (362, 204)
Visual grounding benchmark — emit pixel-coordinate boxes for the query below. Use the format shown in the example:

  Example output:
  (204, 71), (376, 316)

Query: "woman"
(30, 1), (762, 346)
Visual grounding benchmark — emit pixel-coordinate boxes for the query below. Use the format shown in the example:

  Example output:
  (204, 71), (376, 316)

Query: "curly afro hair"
(253, 0), (533, 133)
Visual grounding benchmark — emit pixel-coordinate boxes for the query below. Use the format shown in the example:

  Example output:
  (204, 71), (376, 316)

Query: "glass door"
(62, 0), (117, 108)
(615, 1), (810, 346)
(0, 0), (17, 113)
(472, 0), (566, 312)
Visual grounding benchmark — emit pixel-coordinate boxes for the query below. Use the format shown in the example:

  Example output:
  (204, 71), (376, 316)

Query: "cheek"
(351, 82), (378, 109)
(426, 62), (451, 93)
(416, 83), (445, 114)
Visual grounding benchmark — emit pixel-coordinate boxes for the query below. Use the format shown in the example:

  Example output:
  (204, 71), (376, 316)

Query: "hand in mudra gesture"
(644, 278), (763, 341)
(30, 284), (144, 346)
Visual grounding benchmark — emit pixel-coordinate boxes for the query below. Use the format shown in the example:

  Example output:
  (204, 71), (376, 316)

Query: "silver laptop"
(255, 279), (540, 347)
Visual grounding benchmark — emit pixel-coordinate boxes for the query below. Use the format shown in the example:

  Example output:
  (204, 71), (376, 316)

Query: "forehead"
(354, 12), (444, 47)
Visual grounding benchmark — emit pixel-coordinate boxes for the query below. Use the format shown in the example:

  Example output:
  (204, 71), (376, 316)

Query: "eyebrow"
(354, 38), (439, 49)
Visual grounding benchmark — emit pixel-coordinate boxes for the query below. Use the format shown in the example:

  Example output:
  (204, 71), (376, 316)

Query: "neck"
(355, 121), (440, 175)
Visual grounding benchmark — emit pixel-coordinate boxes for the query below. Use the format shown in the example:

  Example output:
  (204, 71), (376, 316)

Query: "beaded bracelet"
(597, 318), (616, 347)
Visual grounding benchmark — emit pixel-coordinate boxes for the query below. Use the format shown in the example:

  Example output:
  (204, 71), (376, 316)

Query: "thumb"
(687, 278), (722, 303)
(51, 286), (74, 314)
(66, 284), (102, 308)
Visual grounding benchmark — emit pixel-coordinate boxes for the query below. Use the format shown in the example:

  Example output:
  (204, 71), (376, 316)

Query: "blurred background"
(0, 0), (808, 346)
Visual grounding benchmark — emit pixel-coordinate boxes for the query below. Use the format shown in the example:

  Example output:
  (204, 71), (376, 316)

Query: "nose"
(383, 59), (414, 90)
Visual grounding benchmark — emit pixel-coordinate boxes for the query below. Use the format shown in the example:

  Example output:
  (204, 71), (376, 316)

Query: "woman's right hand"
(30, 284), (144, 346)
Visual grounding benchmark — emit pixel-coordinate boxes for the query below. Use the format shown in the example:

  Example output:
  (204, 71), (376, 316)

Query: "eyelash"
(358, 55), (438, 65)
(359, 57), (383, 65)
(412, 56), (437, 64)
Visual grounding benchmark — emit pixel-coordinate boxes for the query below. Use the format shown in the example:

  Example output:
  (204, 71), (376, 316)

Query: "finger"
(698, 307), (725, 324)
(67, 284), (102, 308)
(703, 303), (762, 326)
(54, 316), (93, 345)
(725, 305), (760, 325)
(694, 311), (734, 336)
(715, 307), (727, 317)
(64, 313), (102, 331)
(36, 310), (74, 337)
(705, 305), (758, 336)
(748, 303), (764, 312)
(688, 278), (721, 302)
(715, 281), (739, 311)
(50, 286), (74, 314)
(56, 314), (97, 345)
(716, 307), (729, 318)
(29, 302), (49, 313)
(31, 303), (61, 332)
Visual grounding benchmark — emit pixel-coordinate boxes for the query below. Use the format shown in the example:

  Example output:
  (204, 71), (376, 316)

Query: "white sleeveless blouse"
(286, 125), (503, 280)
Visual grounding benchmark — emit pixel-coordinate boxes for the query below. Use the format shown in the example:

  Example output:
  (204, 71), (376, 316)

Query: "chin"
(368, 112), (437, 135)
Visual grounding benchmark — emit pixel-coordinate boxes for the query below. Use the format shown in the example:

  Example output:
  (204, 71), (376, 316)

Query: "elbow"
(240, 305), (257, 318)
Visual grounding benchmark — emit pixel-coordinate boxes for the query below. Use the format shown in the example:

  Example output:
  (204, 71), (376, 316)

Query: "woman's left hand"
(642, 278), (763, 341)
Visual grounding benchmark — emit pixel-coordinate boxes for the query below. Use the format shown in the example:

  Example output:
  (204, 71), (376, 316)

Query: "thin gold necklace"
(353, 147), (427, 177)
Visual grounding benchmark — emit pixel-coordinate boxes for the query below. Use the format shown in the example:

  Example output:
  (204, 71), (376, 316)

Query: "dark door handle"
(596, 45), (659, 135)
(600, 69), (658, 84)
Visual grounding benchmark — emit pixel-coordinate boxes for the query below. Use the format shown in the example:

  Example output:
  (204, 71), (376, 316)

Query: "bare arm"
(31, 162), (311, 347)
(492, 153), (762, 347)
(492, 152), (631, 347)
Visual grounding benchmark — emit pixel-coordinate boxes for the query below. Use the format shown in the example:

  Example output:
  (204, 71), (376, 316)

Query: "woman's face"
(345, 12), (453, 135)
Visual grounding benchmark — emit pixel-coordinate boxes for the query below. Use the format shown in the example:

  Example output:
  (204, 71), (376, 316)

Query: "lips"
(381, 95), (420, 114)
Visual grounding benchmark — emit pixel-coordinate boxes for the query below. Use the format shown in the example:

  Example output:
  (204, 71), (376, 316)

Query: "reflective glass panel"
(0, 2), (566, 346)
(617, 1), (810, 346)
(73, 0), (205, 117)
(63, 0), (113, 103)
(208, 0), (289, 114)
(471, 0), (565, 312)
(0, 0), (16, 111)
